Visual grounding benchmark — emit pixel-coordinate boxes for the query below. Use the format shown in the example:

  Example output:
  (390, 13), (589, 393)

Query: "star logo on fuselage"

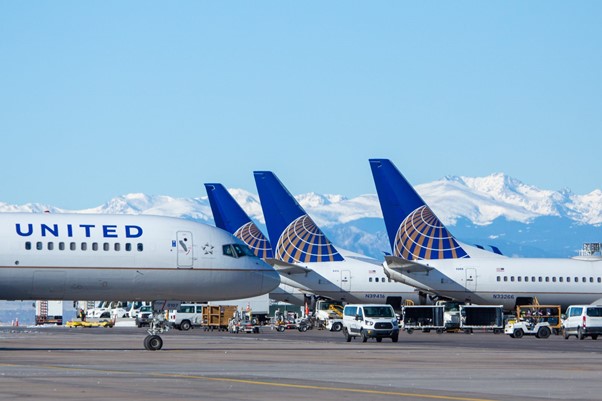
(202, 243), (214, 255)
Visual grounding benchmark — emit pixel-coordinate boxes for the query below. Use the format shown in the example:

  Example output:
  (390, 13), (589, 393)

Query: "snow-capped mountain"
(1, 174), (600, 259)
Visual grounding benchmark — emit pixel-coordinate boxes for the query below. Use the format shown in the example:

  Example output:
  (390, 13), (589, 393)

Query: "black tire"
(493, 329), (502, 335)
(392, 333), (399, 343)
(144, 335), (163, 351)
(406, 328), (414, 334)
(578, 327), (585, 340)
(361, 330), (368, 343)
(343, 328), (352, 342)
(592, 335), (598, 340)
(436, 328), (444, 335)
(514, 328), (524, 339)
(277, 325), (285, 332)
(180, 320), (192, 331)
(376, 337), (383, 342)
(331, 322), (343, 332)
(562, 328), (569, 339)
(537, 326), (551, 339)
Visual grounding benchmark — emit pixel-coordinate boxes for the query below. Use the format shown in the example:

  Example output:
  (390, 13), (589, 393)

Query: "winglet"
(204, 183), (273, 259)
(369, 159), (469, 260)
(254, 171), (344, 263)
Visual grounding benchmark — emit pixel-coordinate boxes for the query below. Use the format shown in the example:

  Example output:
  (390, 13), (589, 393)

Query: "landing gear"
(143, 301), (171, 351)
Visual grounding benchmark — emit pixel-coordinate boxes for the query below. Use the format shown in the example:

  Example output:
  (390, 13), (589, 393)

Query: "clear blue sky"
(1, 2), (600, 209)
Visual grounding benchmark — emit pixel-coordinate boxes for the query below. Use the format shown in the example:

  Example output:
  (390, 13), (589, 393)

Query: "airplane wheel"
(144, 335), (163, 351)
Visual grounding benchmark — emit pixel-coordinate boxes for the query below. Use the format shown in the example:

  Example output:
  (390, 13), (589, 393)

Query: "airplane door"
(341, 270), (351, 291)
(465, 268), (477, 292)
(177, 231), (193, 268)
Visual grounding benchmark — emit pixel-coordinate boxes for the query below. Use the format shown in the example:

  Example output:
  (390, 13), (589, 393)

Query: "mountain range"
(2, 173), (600, 260)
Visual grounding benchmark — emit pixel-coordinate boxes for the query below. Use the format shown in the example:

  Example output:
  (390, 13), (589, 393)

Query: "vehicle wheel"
(361, 330), (368, 343)
(376, 337), (383, 342)
(331, 322), (343, 332)
(493, 329), (502, 335)
(343, 328), (352, 342)
(277, 325), (285, 332)
(391, 334), (399, 343)
(406, 328), (414, 334)
(562, 328), (569, 340)
(509, 334), (515, 338)
(513, 329), (524, 339)
(464, 329), (472, 335)
(144, 335), (163, 351)
(536, 326), (551, 339)
(578, 327), (585, 340)
(298, 325), (308, 332)
(436, 328), (444, 335)
(180, 320), (192, 331)
(423, 328), (431, 333)
(592, 335), (598, 340)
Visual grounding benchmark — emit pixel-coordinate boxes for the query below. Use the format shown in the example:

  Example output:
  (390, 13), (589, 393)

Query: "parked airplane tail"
(253, 171), (344, 263)
(204, 183), (273, 259)
(369, 159), (470, 260)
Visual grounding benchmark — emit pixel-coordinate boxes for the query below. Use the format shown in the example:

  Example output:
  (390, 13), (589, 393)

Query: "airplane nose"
(260, 263), (281, 294)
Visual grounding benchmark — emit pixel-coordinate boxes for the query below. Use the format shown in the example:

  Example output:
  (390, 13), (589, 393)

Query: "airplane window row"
(496, 275), (601, 284)
(24, 241), (144, 252)
(369, 277), (392, 283)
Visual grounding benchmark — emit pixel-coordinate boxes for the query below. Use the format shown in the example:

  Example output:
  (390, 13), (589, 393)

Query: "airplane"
(204, 183), (309, 306)
(252, 171), (430, 309)
(0, 212), (280, 350)
(369, 158), (602, 311)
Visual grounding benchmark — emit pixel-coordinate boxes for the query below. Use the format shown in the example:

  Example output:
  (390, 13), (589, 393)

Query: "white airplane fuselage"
(385, 255), (602, 310)
(277, 249), (425, 305)
(0, 213), (280, 301)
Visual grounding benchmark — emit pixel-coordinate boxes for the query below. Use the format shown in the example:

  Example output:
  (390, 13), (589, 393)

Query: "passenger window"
(92, 242), (98, 251)
(567, 277), (571, 283)
(114, 243), (120, 251)
(375, 277), (379, 282)
(582, 277), (586, 283)
(510, 276), (515, 282)
(81, 242), (87, 251)
(70, 242), (76, 251)
(496, 276), (500, 282)
(48, 242), (54, 251)
(538, 277), (542, 282)
(590, 277), (594, 283)
(559, 277), (563, 282)
(552, 277), (556, 283)
(531, 276), (535, 282)
(25, 242), (31, 250)
(587, 308), (602, 317)
(545, 277), (550, 282)
(524, 276), (528, 282)
(36, 241), (43, 250)
(503, 276), (508, 282)
(137, 243), (143, 252)
(344, 307), (357, 317)
(369, 277), (373, 282)
(517, 276), (521, 282)
(59, 242), (65, 251)
(103, 243), (110, 251)
(125, 243), (132, 251)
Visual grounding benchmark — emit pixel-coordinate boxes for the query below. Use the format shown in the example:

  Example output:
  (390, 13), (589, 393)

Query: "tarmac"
(1, 324), (601, 401)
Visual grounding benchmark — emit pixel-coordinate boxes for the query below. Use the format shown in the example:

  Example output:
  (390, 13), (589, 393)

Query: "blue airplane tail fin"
(204, 183), (273, 259)
(253, 171), (343, 263)
(369, 159), (469, 260)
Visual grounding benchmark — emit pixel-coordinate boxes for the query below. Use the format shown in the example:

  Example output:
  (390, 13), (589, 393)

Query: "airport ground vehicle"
(313, 299), (344, 331)
(202, 305), (238, 331)
(460, 305), (504, 334)
(135, 305), (153, 328)
(342, 304), (399, 342)
(35, 300), (63, 325)
(562, 304), (602, 340)
(168, 303), (204, 330)
(505, 304), (561, 339)
(402, 305), (445, 334)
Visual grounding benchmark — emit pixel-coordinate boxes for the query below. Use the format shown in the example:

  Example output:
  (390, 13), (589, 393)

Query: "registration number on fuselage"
(492, 294), (515, 300)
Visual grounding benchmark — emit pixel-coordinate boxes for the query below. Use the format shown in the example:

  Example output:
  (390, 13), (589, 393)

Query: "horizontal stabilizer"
(385, 256), (433, 273)
(265, 258), (313, 275)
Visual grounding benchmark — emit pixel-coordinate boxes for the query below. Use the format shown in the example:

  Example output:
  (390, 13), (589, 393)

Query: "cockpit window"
(222, 243), (256, 258)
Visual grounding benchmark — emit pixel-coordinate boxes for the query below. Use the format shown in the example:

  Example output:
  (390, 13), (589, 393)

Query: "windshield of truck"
(363, 306), (394, 318)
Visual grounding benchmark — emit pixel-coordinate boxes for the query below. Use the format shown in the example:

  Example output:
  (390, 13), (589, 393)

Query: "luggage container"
(460, 305), (504, 334)
(402, 305), (446, 334)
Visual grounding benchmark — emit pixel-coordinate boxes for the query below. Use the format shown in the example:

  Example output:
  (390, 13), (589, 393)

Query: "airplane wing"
(384, 256), (434, 273)
(264, 258), (313, 275)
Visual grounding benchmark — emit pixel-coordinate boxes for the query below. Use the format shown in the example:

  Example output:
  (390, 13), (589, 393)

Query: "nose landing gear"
(143, 301), (173, 351)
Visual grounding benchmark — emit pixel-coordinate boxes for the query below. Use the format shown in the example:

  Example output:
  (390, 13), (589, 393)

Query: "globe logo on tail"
(275, 215), (343, 263)
(234, 222), (273, 259)
(394, 206), (469, 260)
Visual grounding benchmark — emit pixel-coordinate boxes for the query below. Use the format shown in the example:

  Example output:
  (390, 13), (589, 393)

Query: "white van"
(168, 303), (204, 331)
(342, 304), (399, 342)
(562, 305), (602, 340)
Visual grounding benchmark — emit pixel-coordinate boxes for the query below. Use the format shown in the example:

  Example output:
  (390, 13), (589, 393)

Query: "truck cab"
(342, 304), (399, 342)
